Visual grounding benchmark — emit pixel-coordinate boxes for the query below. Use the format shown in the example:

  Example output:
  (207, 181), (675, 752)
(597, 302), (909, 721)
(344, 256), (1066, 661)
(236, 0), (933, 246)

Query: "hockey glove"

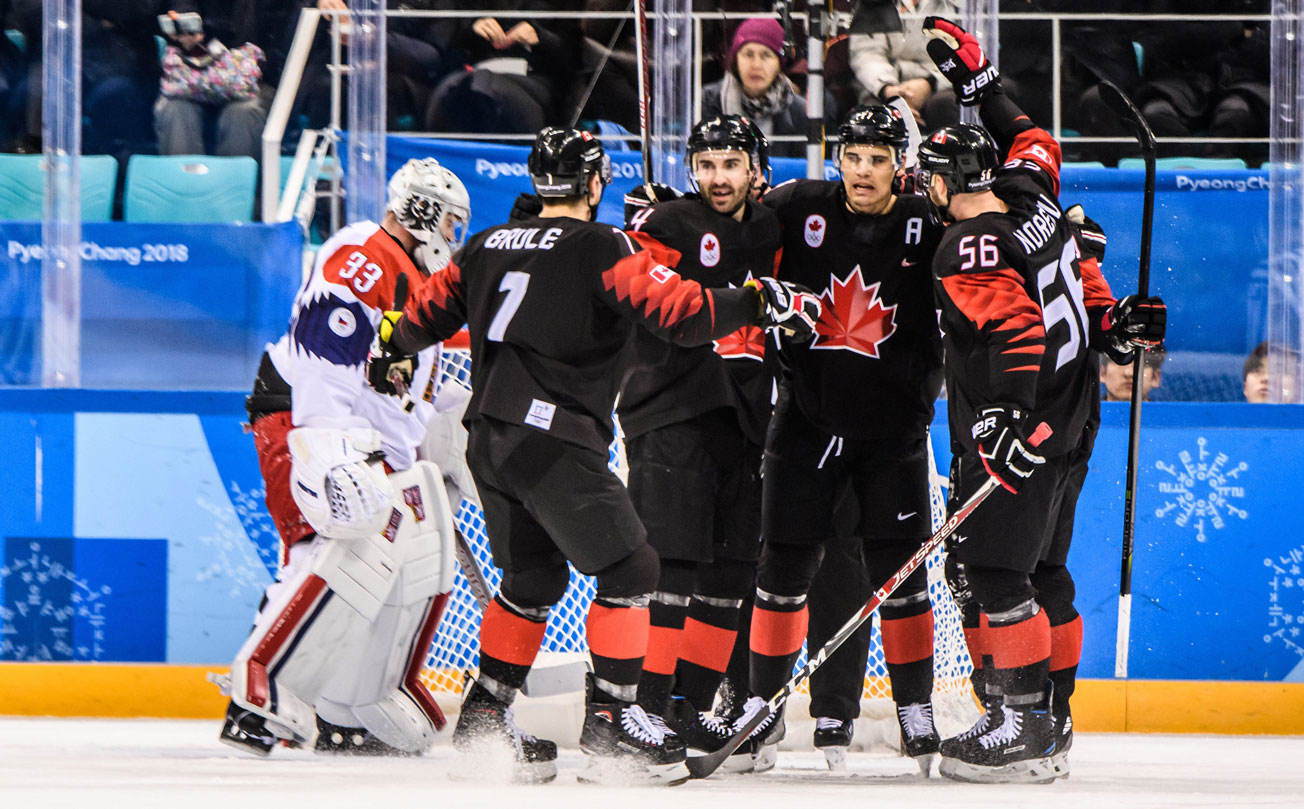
(623, 182), (684, 227)
(971, 405), (1045, 493)
(366, 309), (419, 403)
(509, 192), (543, 221)
(1065, 204), (1106, 264)
(923, 16), (1000, 106)
(747, 277), (821, 341)
(1101, 294), (1167, 357)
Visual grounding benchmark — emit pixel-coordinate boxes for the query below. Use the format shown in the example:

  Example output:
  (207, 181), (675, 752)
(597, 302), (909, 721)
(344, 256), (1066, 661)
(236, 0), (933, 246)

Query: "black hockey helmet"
(916, 123), (1000, 195)
(837, 104), (910, 167)
(686, 115), (764, 173)
(742, 116), (772, 184)
(528, 127), (612, 198)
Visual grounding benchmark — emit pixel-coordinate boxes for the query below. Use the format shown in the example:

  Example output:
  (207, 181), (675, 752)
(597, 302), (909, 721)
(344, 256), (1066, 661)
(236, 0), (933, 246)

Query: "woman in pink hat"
(700, 17), (833, 157)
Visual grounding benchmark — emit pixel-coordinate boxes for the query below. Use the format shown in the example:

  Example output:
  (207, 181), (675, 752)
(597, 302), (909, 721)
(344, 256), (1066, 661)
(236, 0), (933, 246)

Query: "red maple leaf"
(704, 237), (717, 251)
(811, 266), (898, 358)
(714, 325), (766, 361)
(809, 220), (822, 232)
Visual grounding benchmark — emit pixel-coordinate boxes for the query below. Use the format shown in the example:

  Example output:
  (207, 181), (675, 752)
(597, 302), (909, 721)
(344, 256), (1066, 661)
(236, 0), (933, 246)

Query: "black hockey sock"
(479, 596), (547, 695)
(749, 591), (808, 698)
(880, 579), (935, 707)
(674, 591), (744, 709)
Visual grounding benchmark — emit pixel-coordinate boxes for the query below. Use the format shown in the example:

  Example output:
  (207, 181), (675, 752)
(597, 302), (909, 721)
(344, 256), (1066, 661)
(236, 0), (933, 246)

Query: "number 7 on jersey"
(487, 271), (530, 342)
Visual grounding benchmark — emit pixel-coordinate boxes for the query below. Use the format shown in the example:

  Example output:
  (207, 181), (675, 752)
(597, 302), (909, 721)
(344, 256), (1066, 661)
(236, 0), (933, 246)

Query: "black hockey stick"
(686, 424), (1051, 780)
(1097, 80), (1156, 680)
(633, 0), (655, 197)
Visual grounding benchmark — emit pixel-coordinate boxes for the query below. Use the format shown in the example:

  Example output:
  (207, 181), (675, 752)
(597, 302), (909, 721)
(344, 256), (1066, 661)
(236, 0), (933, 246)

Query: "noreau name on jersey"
(1011, 193), (1063, 256)
(483, 226), (563, 251)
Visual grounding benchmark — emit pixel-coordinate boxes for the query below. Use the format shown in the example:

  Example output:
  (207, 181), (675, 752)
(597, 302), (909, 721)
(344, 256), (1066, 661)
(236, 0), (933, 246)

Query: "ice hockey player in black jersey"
(738, 103), (949, 775)
(918, 16), (1166, 785)
(617, 115), (783, 763)
(365, 126), (819, 785)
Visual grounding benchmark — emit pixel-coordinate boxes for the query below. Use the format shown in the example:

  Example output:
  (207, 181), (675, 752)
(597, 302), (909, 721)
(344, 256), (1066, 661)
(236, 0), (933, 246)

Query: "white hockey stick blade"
(887, 96), (923, 170)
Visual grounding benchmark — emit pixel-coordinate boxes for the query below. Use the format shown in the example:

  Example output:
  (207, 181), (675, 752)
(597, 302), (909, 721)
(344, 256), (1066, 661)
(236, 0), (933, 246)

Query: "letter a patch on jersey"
(804, 215), (826, 248)
(811, 266), (898, 358)
(700, 233), (721, 267)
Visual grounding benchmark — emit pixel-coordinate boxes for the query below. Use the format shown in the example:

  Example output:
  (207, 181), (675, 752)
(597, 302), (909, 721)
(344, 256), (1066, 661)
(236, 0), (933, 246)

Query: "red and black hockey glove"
(748, 277), (821, 341)
(923, 16), (1000, 106)
(1065, 204), (1107, 264)
(971, 405), (1045, 493)
(1098, 294), (1167, 365)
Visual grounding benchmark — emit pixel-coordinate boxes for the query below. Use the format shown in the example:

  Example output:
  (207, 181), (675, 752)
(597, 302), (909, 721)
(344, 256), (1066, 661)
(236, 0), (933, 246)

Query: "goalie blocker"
(224, 448), (457, 755)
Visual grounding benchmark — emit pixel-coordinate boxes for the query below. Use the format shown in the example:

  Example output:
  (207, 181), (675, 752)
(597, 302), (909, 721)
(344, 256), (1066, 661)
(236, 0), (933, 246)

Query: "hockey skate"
(938, 698), (1056, 785)
(452, 682), (558, 784)
(734, 696), (785, 774)
(314, 717), (413, 757)
(219, 701), (277, 757)
(812, 717), (853, 771)
(578, 677), (689, 786)
(896, 702), (941, 776)
(1049, 711), (1073, 779)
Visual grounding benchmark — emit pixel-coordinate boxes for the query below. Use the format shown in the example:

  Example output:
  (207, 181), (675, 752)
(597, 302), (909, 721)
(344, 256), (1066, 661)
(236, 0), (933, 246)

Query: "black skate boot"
(941, 697), (1003, 755)
(897, 701), (941, 777)
(812, 717), (853, 771)
(314, 717), (413, 756)
(1049, 710), (1073, 779)
(452, 681), (558, 784)
(938, 696), (1056, 785)
(665, 696), (732, 755)
(734, 696), (785, 774)
(579, 677), (689, 785)
(219, 701), (277, 757)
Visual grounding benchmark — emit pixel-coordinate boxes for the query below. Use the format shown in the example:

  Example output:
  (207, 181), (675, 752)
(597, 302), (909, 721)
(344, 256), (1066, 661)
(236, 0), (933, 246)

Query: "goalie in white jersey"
(220, 158), (474, 757)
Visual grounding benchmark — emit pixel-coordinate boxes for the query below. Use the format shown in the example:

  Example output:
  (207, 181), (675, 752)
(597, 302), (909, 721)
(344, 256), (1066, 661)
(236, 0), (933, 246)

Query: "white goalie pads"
(288, 423), (395, 541)
(420, 395), (481, 511)
(228, 460), (456, 750)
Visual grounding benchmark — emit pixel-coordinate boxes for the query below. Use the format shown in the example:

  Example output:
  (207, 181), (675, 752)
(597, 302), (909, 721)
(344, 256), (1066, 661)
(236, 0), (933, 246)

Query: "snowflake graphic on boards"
(1153, 436), (1249, 543)
(0, 540), (111, 661)
(1265, 544), (1304, 660)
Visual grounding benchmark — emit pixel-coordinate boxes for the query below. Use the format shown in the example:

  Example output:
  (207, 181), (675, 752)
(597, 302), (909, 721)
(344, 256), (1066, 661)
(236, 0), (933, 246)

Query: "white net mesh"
(421, 346), (978, 737)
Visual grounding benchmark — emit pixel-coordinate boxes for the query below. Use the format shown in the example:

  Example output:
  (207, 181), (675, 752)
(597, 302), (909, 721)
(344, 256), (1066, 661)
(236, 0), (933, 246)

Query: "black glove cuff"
(979, 87), (1034, 154)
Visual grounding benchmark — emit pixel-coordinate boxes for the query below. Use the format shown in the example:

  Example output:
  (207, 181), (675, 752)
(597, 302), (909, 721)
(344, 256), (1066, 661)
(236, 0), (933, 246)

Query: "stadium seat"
(0, 153), (118, 222)
(1118, 156), (1248, 170)
(124, 155), (258, 223)
(1063, 161), (1106, 169)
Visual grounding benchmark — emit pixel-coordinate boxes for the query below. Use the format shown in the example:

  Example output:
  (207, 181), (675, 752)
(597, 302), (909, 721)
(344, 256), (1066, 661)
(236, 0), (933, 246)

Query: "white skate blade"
(752, 742), (778, 773)
(577, 755), (690, 786)
(939, 754), (1056, 785)
(1050, 749), (1070, 779)
(821, 745), (849, 771)
(913, 751), (938, 777)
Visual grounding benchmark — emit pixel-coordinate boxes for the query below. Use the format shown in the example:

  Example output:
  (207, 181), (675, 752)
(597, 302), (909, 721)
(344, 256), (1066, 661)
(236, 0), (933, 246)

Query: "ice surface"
(1, 718), (1301, 809)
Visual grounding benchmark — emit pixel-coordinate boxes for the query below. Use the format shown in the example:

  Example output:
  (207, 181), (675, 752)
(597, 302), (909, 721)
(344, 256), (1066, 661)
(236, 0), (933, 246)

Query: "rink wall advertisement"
(0, 390), (1301, 687)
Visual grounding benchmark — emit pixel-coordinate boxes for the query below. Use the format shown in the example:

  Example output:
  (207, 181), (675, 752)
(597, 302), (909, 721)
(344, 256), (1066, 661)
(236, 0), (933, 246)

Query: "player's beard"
(707, 182), (747, 217)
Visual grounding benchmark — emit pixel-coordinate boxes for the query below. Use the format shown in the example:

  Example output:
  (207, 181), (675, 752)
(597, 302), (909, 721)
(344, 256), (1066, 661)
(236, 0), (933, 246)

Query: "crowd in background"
(0, 1), (1272, 166)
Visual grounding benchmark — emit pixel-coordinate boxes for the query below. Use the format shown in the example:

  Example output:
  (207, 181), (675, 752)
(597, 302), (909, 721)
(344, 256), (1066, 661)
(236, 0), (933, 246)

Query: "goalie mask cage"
(422, 340), (980, 743)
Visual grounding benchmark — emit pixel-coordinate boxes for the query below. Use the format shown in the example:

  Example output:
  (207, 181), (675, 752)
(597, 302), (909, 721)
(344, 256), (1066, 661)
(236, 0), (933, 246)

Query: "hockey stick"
(1097, 79), (1156, 680)
(685, 425), (1051, 780)
(568, 1), (633, 129)
(633, 0), (654, 197)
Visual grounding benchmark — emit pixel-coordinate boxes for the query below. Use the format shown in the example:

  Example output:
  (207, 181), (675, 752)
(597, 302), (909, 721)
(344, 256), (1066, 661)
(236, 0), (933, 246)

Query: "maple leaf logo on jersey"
(700, 233), (721, 267)
(811, 266), (898, 358)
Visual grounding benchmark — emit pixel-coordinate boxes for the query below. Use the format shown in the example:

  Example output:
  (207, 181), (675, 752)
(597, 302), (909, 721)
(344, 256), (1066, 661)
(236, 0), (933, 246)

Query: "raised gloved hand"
(509, 192), (543, 221)
(1065, 204), (1106, 264)
(366, 309), (419, 405)
(923, 16), (1000, 106)
(971, 405), (1046, 493)
(1097, 294), (1166, 365)
(747, 276), (821, 340)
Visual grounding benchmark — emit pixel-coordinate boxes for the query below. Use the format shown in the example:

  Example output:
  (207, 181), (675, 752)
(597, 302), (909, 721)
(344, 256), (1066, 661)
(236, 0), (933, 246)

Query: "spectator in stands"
(700, 17), (833, 158)
(153, 11), (266, 159)
(847, 0), (961, 129)
(424, 1), (581, 137)
(1244, 342), (1300, 404)
(1100, 350), (1165, 402)
(566, 0), (640, 135)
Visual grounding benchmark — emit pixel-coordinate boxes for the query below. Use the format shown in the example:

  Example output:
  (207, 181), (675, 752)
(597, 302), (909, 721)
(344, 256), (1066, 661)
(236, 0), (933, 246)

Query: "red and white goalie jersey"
(265, 221), (442, 471)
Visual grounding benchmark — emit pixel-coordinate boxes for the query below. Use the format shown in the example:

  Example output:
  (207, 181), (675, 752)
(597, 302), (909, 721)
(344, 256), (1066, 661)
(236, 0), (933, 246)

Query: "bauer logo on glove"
(923, 16), (1000, 106)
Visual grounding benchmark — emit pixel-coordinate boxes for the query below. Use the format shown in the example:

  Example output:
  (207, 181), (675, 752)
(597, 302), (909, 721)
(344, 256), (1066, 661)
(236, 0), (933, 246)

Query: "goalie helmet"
(837, 104), (910, 168)
(386, 158), (471, 273)
(916, 123), (1000, 195)
(528, 127), (612, 198)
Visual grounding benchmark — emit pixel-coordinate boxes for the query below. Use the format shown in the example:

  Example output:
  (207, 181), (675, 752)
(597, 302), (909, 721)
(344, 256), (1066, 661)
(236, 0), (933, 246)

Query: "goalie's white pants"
(228, 461), (457, 752)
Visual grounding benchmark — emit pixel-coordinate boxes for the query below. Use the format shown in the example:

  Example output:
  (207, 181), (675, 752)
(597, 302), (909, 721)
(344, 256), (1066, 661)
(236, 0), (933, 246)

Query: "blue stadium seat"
(1063, 161), (1106, 169)
(1118, 156), (1247, 170)
(0, 153), (118, 221)
(124, 155), (258, 223)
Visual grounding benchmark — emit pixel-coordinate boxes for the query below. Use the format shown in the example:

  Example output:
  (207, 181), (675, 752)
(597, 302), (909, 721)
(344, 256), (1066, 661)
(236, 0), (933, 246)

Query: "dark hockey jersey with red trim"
(933, 127), (1116, 458)
(618, 196), (782, 444)
(392, 214), (760, 454)
(762, 179), (944, 440)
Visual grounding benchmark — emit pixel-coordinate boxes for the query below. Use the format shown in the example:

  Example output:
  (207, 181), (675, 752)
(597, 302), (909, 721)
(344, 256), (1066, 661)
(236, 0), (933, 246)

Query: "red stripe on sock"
(678, 617), (736, 672)
(643, 624), (682, 675)
(882, 609), (935, 665)
(480, 599), (547, 668)
(750, 604), (808, 658)
(587, 603), (651, 660)
(964, 613), (989, 669)
(987, 609), (1051, 669)
(1049, 614), (1083, 671)
(245, 574), (329, 708)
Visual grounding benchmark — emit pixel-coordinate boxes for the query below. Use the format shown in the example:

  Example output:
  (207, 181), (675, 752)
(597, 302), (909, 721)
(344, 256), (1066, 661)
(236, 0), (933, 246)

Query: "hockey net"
(421, 340), (979, 742)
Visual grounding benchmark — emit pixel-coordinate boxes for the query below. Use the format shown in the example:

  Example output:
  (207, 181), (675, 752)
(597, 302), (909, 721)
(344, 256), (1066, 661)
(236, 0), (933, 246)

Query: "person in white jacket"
(848, 0), (961, 129)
